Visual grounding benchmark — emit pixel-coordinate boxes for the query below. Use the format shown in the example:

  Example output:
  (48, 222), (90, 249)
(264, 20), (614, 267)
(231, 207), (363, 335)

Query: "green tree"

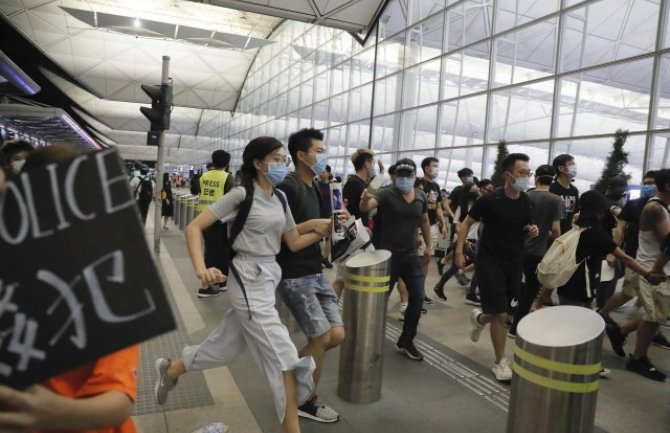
(594, 129), (630, 193)
(491, 140), (509, 188)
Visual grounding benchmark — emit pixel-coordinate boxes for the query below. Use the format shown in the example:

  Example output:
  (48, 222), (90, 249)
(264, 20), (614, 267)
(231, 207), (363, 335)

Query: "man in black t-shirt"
(418, 157), (448, 293)
(549, 154), (579, 234)
(446, 167), (474, 220)
(361, 158), (432, 361)
(332, 148), (377, 296)
(276, 128), (343, 423)
(455, 154), (538, 382)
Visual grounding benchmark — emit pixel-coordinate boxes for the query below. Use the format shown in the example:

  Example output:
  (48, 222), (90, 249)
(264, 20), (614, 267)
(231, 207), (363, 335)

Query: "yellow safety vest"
(197, 170), (229, 212)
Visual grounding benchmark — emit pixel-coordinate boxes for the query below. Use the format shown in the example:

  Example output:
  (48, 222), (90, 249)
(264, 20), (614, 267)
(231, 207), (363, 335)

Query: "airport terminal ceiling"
(1, 0), (669, 188)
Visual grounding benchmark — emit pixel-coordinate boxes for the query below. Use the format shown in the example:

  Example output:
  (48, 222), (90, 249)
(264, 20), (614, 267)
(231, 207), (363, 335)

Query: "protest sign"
(0, 148), (176, 388)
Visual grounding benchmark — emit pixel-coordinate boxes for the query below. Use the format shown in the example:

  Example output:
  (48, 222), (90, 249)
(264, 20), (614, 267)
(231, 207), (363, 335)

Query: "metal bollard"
(507, 306), (605, 433)
(186, 197), (197, 226)
(179, 195), (194, 231)
(337, 249), (392, 403)
(173, 192), (183, 226)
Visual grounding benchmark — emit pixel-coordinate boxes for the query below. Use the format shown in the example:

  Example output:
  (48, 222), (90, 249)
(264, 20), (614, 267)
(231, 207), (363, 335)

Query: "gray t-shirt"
(208, 183), (296, 256)
(525, 190), (563, 257)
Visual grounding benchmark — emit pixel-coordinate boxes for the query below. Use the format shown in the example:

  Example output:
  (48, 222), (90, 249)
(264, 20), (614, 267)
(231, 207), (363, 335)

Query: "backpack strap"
(227, 186), (287, 320)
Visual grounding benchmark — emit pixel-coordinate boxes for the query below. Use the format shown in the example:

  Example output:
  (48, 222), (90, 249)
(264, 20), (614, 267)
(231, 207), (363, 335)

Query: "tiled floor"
(134, 208), (670, 433)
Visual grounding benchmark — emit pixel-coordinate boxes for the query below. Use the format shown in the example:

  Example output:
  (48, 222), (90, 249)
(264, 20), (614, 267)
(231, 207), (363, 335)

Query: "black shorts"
(202, 221), (230, 273)
(477, 252), (523, 315)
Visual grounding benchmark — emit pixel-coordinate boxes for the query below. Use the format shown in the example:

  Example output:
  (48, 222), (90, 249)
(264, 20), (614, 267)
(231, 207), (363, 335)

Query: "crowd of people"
(1, 131), (669, 433)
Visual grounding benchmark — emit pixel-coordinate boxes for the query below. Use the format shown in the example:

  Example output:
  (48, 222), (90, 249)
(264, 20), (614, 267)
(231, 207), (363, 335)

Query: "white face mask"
(11, 159), (26, 174)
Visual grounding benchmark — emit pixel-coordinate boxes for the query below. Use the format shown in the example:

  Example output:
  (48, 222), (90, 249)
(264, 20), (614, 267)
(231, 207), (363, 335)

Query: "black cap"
(395, 158), (416, 174)
(579, 190), (610, 220)
(608, 176), (628, 188)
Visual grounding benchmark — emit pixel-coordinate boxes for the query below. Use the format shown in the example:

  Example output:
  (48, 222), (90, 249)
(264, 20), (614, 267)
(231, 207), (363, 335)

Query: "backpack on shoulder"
(537, 227), (588, 289)
(136, 177), (153, 203)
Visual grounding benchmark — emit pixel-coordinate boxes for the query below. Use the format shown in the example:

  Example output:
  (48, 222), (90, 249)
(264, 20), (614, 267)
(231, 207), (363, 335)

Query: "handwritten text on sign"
(0, 149), (176, 388)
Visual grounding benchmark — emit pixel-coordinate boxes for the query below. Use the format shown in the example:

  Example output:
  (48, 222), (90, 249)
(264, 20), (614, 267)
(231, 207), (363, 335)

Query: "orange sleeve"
(74, 345), (139, 402)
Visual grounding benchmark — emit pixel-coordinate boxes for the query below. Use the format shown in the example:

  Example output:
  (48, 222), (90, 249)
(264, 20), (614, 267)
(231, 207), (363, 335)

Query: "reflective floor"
(134, 206), (670, 433)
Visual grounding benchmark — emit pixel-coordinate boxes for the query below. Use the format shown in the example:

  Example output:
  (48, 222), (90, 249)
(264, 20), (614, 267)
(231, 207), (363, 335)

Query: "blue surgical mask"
(466, 176), (474, 184)
(396, 177), (415, 193)
(513, 176), (530, 192)
(264, 163), (288, 186)
(311, 153), (329, 176)
(370, 168), (378, 178)
(641, 184), (657, 198)
(428, 170), (439, 180)
(567, 165), (577, 179)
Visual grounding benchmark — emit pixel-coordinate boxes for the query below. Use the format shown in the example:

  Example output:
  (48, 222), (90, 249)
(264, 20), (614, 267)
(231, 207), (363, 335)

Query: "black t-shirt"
(375, 187), (427, 255)
(557, 226), (617, 302)
(276, 173), (323, 278)
(418, 178), (442, 225)
(468, 188), (533, 262)
(448, 185), (463, 213)
(549, 181), (580, 234)
(318, 181), (332, 217)
(343, 175), (369, 226)
(619, 197), (650, 257)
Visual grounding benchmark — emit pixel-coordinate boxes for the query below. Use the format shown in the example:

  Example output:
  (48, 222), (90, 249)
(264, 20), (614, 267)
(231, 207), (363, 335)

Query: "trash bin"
(507, 306), (605, 433)
(337, 249), (392, 404)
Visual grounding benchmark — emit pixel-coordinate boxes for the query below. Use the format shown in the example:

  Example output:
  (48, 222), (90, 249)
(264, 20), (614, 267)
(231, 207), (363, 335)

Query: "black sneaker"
(433, 285), (447, 301)
(626, 355), (666, 381)
(605, 323), (627, 357)
(464, 294), (481, 306)
(437, 259), (445, 276)
(598, 311), (617, 327)
(198, 286), (221, 298)
(321, 257), (333, 269)
(395, 339), (424, 361)
(424, 295), (433, 305)
(652, 333), (670, 350)
(297, 397), (339, 423)
(218, 282), (227, 292)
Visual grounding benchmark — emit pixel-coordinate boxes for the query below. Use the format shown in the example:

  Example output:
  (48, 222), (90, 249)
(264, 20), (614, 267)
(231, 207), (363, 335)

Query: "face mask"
(466, 176), (474, 184)
(396, 177), (414, 193)
(11, 159), (25, 174)
(567, 165), (577, 179)
(513, 176), (530, 192)
(310, 153), (329, 176)
(369, 165), (378, 178)
(264, 163), (288, 186)
(641, 184), (657, 198)
(428, 170), (439, 180)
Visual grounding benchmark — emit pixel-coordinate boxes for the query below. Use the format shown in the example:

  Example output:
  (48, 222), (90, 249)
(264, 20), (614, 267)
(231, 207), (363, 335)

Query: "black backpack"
(136, 177), (153, 203)
(227, 184), (286, 319)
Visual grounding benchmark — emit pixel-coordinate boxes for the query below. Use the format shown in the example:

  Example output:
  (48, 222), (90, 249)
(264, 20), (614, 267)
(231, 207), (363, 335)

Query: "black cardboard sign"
(0, 149), (176, 388)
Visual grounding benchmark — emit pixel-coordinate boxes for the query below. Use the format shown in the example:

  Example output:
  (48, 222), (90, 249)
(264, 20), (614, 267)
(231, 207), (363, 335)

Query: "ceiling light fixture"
(134, 17), (141, 27)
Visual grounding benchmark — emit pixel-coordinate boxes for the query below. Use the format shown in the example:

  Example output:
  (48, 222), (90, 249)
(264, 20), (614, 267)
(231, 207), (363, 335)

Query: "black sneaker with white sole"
(395, 339), (424, 361)
(626, 355), (666, 381)
(652, 333), (670, 350)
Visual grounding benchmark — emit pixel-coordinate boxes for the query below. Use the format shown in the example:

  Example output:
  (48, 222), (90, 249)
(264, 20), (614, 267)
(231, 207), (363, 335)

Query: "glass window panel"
(314, 70), (331, 102)
(374, 74), (402, 116)
(648, 133), (670, 171)
(445, 0), (493, 52)
(405, 12), (444, 68)
(494, 0), (559, 34)
(314, 99), (329, 130)
(329, 92), (350, 127)
(299, 106), (313, 129)
(301, 78), (314, 107)
(325, 125), (348, 176)
(331, 64), (350, 95)
(287, 88), (301, 114)
(351, 48), (376, 87)
(553, 135), (646, 192)
(489, 79), (554, 142)
(377, 32), (406, 78)
(493, 17), (557, 87)
(442, 41), (490, 100)
(400, 105), (438, 151)
(378, 0), (408, 39)
(655, 54), (670, 129)
(560, 0), (660, 72)
(402, 58), (441, 108)
(408, 0), (445, 25)
(666, 3), (670, 48)
(371, 114), (399, 153)
(440, 94), (487, 147)
(349, 84), (373, 122)
(436, 146), (485, 188)
(347, 119), (372, 159)
(484, 142), (549, 179)
(557, 57), (653, 137)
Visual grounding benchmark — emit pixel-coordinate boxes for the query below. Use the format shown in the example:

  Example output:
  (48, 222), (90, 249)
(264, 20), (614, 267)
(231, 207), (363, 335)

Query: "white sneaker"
(469, 308), (484, 342)
(492, 358), (513, 382)
(598, 368), (611, 378)
(190, 422), (228, 433)
(399, 303), (408, 315)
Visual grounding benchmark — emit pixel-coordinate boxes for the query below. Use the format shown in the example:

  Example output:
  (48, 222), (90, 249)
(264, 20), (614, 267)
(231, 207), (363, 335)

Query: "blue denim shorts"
(277, 274), (343, 338)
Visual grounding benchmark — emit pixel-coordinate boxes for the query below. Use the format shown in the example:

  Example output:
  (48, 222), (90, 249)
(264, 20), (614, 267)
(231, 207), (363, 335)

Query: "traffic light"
(140, 83), (172, 132)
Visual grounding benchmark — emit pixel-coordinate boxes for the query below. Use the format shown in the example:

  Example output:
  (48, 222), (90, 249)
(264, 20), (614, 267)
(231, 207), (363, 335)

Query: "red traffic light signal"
(140, 83), (171, 131)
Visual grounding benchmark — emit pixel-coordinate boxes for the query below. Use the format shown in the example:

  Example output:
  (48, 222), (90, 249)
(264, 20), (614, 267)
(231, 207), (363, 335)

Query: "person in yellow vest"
(197, 150), (233, 298)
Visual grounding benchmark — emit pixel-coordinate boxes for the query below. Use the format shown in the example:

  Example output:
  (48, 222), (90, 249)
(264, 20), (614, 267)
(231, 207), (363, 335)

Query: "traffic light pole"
(154, 55), (170, 255)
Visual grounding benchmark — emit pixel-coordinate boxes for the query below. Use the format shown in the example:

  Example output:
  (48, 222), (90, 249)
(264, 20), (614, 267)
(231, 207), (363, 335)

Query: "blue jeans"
(388, 254), (425, 341)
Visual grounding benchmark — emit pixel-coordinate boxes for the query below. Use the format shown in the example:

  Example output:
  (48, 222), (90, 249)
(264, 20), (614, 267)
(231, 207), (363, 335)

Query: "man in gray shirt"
(510, 164), (563, 336)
